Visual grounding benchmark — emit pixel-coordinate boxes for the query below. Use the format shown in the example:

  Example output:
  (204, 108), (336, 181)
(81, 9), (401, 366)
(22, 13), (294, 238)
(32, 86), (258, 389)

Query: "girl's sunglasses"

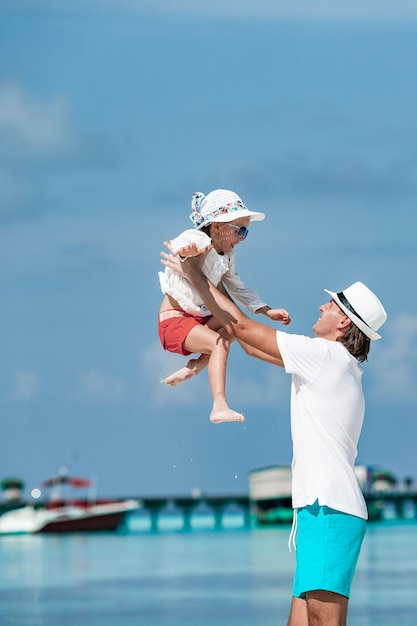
(224, 223), (249, 240)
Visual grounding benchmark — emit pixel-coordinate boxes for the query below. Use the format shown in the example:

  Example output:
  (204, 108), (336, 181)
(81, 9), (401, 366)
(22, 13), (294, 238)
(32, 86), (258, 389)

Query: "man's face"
(312, 299), (349, 339)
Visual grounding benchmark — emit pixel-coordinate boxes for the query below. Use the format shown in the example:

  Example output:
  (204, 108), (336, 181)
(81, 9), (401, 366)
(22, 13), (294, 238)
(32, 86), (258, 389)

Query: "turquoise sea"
(1, 513), (417, 626)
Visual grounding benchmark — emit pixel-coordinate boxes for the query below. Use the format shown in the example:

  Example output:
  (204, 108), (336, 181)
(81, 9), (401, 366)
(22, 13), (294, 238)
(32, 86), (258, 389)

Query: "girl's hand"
(161, 241), (212, 277)
(266, 308), (291, 325)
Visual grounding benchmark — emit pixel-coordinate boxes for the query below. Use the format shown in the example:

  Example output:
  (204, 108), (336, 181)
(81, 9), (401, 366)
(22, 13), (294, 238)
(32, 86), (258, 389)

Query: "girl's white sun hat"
(189, 189), (265, 229)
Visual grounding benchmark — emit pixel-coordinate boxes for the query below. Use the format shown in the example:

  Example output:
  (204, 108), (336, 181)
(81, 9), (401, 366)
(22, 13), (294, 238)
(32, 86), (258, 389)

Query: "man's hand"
(176, 241), (211, 260)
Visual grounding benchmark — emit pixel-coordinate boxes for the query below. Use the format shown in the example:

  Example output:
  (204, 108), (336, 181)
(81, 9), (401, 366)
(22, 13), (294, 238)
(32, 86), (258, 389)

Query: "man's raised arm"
(160, 242), (284, 367)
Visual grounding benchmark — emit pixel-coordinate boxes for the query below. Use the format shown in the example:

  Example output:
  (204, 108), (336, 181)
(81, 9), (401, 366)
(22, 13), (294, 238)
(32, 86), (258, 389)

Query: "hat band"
(204, 202), (248, 221)
(337, 291), (372, 331)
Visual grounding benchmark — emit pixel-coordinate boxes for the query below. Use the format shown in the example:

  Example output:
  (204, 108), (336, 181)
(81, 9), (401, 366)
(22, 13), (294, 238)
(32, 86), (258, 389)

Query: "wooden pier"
(138, 495), (251, 532)
(366, 491), (417, 521)
(135, 491), (417, 531)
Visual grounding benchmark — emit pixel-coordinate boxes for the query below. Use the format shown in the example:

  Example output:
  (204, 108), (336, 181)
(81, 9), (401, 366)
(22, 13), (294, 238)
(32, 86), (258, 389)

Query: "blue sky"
(1, 1), (416, 499)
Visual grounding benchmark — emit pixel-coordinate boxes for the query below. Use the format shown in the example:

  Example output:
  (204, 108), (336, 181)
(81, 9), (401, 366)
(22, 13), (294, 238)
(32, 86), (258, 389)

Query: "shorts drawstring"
(288, 509), (298, 552)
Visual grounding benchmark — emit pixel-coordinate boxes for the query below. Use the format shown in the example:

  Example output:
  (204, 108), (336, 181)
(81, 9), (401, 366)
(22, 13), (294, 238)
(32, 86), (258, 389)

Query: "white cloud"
(3, 0), (417, 21)
(0, 82), (76, 216)
(12, 369), (40, 400)
(147, 0), (417, 21)
(78, 369), (128, 404)
(18, 0), (417, 22)
(0, 82), (73, 159)
(0, 81), (122, 219)
(369, 313), (417, 401)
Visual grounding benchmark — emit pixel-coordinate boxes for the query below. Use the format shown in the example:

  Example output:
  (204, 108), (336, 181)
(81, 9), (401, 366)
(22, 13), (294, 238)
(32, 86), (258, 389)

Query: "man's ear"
(338, 315), (352, 332)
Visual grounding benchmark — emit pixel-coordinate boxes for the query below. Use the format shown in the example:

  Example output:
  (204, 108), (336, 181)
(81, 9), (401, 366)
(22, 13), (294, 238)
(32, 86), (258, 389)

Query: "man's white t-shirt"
(276, 331), (368, 520)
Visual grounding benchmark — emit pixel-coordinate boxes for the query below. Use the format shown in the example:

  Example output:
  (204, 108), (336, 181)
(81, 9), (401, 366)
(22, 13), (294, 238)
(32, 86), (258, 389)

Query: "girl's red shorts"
(158, 311), (210, 356)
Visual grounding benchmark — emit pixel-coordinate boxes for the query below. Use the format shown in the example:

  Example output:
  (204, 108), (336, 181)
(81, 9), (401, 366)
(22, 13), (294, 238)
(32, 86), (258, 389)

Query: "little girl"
(158, 189), (290, 424)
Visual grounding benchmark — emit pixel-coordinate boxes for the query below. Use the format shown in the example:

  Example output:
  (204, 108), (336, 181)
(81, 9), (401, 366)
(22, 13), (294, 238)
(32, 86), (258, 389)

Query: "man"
(161, 243), (387, 626)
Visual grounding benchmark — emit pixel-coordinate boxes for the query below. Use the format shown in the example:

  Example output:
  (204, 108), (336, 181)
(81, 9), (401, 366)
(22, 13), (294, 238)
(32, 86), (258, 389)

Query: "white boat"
(0, 474), (141, 534)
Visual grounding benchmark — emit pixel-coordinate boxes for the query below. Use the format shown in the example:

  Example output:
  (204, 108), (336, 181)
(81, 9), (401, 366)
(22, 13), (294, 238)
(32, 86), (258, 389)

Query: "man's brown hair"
(337, 323), (371, 362)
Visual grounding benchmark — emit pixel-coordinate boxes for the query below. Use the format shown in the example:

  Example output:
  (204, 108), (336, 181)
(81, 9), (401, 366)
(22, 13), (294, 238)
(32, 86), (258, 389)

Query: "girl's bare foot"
(210, 408), (245, 424)
(163, 356), (208, 387)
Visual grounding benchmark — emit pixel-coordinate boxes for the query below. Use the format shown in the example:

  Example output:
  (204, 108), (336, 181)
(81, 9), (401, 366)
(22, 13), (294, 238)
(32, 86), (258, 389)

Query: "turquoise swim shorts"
(292, 500), (366, 599)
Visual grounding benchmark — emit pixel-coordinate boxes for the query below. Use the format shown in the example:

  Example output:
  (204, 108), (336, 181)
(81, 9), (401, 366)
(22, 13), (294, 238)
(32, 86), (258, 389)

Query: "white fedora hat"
(189, 189), (265, 229)
(324, 281), (387, 340)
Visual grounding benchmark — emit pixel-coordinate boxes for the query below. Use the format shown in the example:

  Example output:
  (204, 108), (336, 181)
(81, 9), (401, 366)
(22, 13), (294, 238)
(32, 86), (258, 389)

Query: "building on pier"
(248, 464), (416, 525)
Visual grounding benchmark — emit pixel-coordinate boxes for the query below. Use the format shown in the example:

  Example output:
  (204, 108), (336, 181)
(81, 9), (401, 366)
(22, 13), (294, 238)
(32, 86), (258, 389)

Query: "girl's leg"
(163, 354), (210, 387)
(182, 325), (244, 424)
(163, 317), (224, 387)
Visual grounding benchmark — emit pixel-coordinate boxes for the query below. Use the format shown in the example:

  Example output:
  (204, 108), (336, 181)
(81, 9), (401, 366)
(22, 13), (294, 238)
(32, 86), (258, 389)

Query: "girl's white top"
(276, 331), (368, 520)
(159, 229), (267, 316)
